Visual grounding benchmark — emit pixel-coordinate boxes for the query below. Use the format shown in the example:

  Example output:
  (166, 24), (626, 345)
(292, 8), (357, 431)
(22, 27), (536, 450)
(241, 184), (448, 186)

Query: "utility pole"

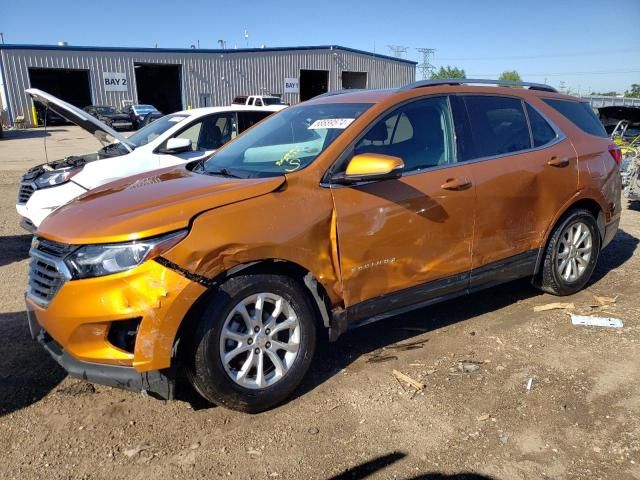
(416, 48), (436, 80)
(387, 45), (408, 59)
(0, 32), (4, 44)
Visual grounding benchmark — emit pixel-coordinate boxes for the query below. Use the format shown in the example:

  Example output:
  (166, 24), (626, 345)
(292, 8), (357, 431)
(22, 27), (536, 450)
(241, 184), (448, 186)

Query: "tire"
(535, 208), (601, 296)
(186, 274), (317, 413)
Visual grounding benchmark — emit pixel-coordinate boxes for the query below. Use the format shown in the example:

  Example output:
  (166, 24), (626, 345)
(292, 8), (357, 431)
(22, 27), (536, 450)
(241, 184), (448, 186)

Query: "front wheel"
(186, 274), (317, 413)
(535, 208), (601, 296)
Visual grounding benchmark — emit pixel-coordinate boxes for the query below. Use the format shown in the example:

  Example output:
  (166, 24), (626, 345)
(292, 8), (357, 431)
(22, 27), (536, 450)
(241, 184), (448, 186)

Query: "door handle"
(547, 156), (570, 168)
(441, 178), (472, 191)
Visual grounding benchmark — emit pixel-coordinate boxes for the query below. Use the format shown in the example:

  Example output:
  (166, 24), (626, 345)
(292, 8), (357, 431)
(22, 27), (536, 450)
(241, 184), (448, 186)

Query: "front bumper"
(28, 311), (175, 399)
(26, 259), (207, 374)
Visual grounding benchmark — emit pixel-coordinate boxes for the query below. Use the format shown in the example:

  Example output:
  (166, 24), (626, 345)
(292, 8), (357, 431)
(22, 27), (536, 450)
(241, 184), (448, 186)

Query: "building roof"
(0, 44), (417, 65)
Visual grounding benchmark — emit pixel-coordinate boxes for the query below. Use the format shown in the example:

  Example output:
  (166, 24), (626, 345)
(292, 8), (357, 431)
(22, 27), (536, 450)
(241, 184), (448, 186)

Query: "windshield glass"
(202, 103), (372, 177)
(262, 97), (285, 105)
(95, 106), (120, 115)
(135, 104), (157, 112)
(126, 114), (190, 147)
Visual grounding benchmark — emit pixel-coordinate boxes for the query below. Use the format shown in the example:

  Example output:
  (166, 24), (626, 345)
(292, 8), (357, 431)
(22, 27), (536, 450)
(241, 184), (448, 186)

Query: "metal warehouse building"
(0, 44), (416, 127)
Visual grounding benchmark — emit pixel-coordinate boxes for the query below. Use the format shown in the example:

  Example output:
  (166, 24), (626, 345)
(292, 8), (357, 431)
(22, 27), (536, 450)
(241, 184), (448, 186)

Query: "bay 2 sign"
(103, 72), (129, 92)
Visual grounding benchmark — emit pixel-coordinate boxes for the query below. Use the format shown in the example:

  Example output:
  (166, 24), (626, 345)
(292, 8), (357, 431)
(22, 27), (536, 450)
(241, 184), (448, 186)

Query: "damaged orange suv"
(26, 79), (621, 412)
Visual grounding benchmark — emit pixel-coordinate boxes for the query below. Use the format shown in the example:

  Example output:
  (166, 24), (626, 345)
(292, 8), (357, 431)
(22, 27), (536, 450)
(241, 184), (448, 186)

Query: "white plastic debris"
(570, 314), (623, 328)
(526, 378), (533, 392)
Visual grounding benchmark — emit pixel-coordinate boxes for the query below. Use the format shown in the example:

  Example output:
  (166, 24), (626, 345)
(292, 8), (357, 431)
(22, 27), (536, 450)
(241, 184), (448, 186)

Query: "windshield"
(126, 114), (190, 147)
(95, 106), (120, 115)
(262, 97), (285, 105)
(135, 104), (157, 113)
(201, 103), (372, 178)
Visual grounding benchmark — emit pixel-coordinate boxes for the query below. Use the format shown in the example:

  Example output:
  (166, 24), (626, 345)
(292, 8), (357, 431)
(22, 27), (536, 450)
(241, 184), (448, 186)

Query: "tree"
(625, 84), (640, 97)
(590, 91), (618, 97)
(431, 66), (466, 79)
(498, 70), (522, 84)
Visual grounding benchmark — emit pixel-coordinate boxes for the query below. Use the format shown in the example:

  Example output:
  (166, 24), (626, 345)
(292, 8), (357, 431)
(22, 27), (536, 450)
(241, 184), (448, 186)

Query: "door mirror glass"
(335, 153), (404, 184)
(161, 137), (192, 154)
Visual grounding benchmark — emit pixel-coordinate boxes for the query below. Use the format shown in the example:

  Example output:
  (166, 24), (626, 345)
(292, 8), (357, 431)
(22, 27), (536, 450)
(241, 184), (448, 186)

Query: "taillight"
(608, 143), (622, 166)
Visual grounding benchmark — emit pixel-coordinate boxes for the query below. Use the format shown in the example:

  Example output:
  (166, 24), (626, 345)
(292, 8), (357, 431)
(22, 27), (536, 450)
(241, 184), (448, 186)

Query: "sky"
(1, 0), (639, 94)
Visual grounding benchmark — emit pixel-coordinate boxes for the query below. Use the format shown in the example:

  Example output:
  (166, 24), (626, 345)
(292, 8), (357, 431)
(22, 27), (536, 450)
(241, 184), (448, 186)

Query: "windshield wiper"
(205, 167), (242, 179)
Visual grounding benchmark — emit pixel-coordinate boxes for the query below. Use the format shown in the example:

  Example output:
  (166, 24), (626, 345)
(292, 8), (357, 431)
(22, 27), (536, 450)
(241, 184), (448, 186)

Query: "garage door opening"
(28, 68), (92, 123)
(342, 71), (367, 90)
(134, 63), (182, 114)
(300, 69), (329, 101)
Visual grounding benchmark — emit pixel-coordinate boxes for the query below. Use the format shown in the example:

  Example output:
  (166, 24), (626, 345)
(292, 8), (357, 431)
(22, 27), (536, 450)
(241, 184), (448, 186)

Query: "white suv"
(17, 89), (282, 230)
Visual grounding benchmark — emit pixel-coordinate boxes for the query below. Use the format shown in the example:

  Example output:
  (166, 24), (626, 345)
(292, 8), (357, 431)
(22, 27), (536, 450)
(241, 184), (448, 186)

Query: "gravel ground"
(1, 128), (639, 480)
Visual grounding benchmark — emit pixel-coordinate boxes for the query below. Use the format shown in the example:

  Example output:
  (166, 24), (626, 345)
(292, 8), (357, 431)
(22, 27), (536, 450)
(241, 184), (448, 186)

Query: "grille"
(17, 182), (35, 204)
(27, 238), (74, 306)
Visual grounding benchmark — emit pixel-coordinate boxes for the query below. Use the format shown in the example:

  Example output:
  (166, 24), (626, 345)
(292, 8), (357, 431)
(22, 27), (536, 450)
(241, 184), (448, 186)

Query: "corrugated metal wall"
(0, 47), (415, 125)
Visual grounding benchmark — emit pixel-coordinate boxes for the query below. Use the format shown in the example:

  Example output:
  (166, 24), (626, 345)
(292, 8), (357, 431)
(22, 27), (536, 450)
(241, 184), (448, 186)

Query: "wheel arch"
(172, 259), (334, 362)
(535, 195), (605, 274)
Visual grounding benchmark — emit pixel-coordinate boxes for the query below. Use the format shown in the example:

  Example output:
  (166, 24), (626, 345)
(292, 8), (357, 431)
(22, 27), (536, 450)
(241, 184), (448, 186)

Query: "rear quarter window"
(543, 99), (607, 137)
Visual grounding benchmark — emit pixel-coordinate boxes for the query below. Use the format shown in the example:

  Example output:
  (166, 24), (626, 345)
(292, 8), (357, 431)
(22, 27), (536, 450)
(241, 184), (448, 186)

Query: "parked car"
(82, 105), (133, 131)
(25, 80), (621, 412)
(139, 110), (164, 128)
(16, 88), (281, 230)
(35, 106), (68, 126)
(232, 95), (288, 108)
(122, 104), (162, 129)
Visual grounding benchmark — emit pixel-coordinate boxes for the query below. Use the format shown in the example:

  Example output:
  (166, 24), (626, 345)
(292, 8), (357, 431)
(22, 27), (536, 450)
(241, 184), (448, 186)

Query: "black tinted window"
(464, 96), (531, 157)
(354, 96), (455, 172)
(237, 111), (272, 132)
(543, 99), (607, 137)
(526, 104), (557, 147)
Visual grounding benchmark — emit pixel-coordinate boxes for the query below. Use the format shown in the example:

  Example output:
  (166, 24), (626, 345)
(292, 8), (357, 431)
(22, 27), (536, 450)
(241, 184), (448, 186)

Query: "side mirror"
(160, 137), (192, 154)
(333, 153), (404, 184)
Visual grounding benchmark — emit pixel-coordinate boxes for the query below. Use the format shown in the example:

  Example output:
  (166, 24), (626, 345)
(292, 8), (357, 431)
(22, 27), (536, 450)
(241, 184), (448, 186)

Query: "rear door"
(331, 96), (475, 312)
(455, 94), (578, 287)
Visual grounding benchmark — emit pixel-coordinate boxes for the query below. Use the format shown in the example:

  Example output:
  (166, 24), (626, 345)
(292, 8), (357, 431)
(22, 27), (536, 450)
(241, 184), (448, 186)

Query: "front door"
(330, 96), (475, 314)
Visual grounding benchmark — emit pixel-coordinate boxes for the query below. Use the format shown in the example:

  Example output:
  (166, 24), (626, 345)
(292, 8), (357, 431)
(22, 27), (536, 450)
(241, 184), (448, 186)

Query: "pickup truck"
(232, 95), (288, 108)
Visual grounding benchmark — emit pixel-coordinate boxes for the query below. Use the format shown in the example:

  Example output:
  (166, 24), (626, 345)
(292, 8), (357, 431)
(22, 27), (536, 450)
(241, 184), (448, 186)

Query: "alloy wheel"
(556, 221), (593, 283)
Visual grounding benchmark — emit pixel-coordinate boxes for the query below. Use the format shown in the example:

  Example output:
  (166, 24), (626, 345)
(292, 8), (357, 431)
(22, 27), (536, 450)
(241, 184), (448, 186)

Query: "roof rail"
(313, 89), (364, 99)
(400, 78), (558, 93)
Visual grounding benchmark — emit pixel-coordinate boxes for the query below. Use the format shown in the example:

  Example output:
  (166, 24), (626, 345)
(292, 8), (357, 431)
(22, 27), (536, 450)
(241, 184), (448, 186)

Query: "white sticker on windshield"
(168, 116), (188, 123)
(308, 118), (355, 130)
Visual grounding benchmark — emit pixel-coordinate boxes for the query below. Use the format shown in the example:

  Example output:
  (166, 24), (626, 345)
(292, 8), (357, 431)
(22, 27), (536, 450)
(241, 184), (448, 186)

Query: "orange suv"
(26, 79), (621, 412)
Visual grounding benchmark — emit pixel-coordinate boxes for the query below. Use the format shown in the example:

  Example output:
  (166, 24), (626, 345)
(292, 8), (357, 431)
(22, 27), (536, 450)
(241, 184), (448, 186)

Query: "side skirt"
(329, 249), (540, 340)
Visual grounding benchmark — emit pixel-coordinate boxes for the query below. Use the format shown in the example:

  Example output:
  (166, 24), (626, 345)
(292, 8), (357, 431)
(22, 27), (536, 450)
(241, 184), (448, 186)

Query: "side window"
(526, 103), (557, 147)
(354, 96), (455, 172)
(175, 120), (203, 151)
(542, 99), (607, 137)
(464, 95), (531, 157)
(255, 98), (263, 106)
(237, 111), (272, 132)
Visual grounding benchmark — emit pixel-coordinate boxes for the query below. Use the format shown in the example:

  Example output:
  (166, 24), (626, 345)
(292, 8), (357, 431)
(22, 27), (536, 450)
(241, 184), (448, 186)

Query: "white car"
(17, 89), (282, 231)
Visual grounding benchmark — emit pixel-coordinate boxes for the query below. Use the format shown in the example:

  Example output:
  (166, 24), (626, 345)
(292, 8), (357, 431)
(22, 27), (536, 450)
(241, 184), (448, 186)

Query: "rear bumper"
(28, 309), (175, 399)
(603, 217), (620, 249)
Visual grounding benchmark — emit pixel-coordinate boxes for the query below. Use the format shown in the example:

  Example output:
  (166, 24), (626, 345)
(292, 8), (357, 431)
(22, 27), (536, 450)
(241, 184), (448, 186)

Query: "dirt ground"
(1, 127), (639, 480)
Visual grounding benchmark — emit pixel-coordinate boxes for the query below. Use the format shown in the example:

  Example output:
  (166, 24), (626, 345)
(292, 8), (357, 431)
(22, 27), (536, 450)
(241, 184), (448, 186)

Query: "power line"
(387, 45), (408, 59)
(416, 48), (436, 80)
(436, 48), (640, 61)
(468, 69), (640, 77)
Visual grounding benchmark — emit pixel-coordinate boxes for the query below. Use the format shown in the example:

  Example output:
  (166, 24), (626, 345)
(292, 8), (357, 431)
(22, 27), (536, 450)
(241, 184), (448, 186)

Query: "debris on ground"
(392, 369), (426, 390)
(526, 378), (534, 392)
(477, 413), (491, 422)
(123, 444), (150, 458)
(448, 362), (482, 375)
(592, 294), (618, 306)
(570, 314), (624, 328)
(533, 302), (575, 312)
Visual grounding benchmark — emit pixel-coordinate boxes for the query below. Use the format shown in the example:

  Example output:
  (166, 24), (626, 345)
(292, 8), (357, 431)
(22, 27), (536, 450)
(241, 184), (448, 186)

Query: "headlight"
(34, 168), (79, 188)
(64, 230), (187, 279)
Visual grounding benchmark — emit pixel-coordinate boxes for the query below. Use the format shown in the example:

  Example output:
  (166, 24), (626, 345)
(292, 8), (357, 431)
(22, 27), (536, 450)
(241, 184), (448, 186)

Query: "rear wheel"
(535, 208), (601, 296)
(186, 274), (317, 413)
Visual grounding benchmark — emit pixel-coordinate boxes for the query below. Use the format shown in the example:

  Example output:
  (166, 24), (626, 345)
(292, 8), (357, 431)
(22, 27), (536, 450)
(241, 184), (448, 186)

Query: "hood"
(26, 88), (133, 151)
(37, 166), (286, 244)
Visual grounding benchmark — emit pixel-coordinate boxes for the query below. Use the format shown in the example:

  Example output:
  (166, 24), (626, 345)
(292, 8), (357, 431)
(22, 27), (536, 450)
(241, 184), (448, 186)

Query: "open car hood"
(26, 88), (133, 152)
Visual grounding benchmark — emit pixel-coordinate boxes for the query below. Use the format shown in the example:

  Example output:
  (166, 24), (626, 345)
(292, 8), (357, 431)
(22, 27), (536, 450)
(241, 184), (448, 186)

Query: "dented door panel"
(331, 165), (475, 307)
